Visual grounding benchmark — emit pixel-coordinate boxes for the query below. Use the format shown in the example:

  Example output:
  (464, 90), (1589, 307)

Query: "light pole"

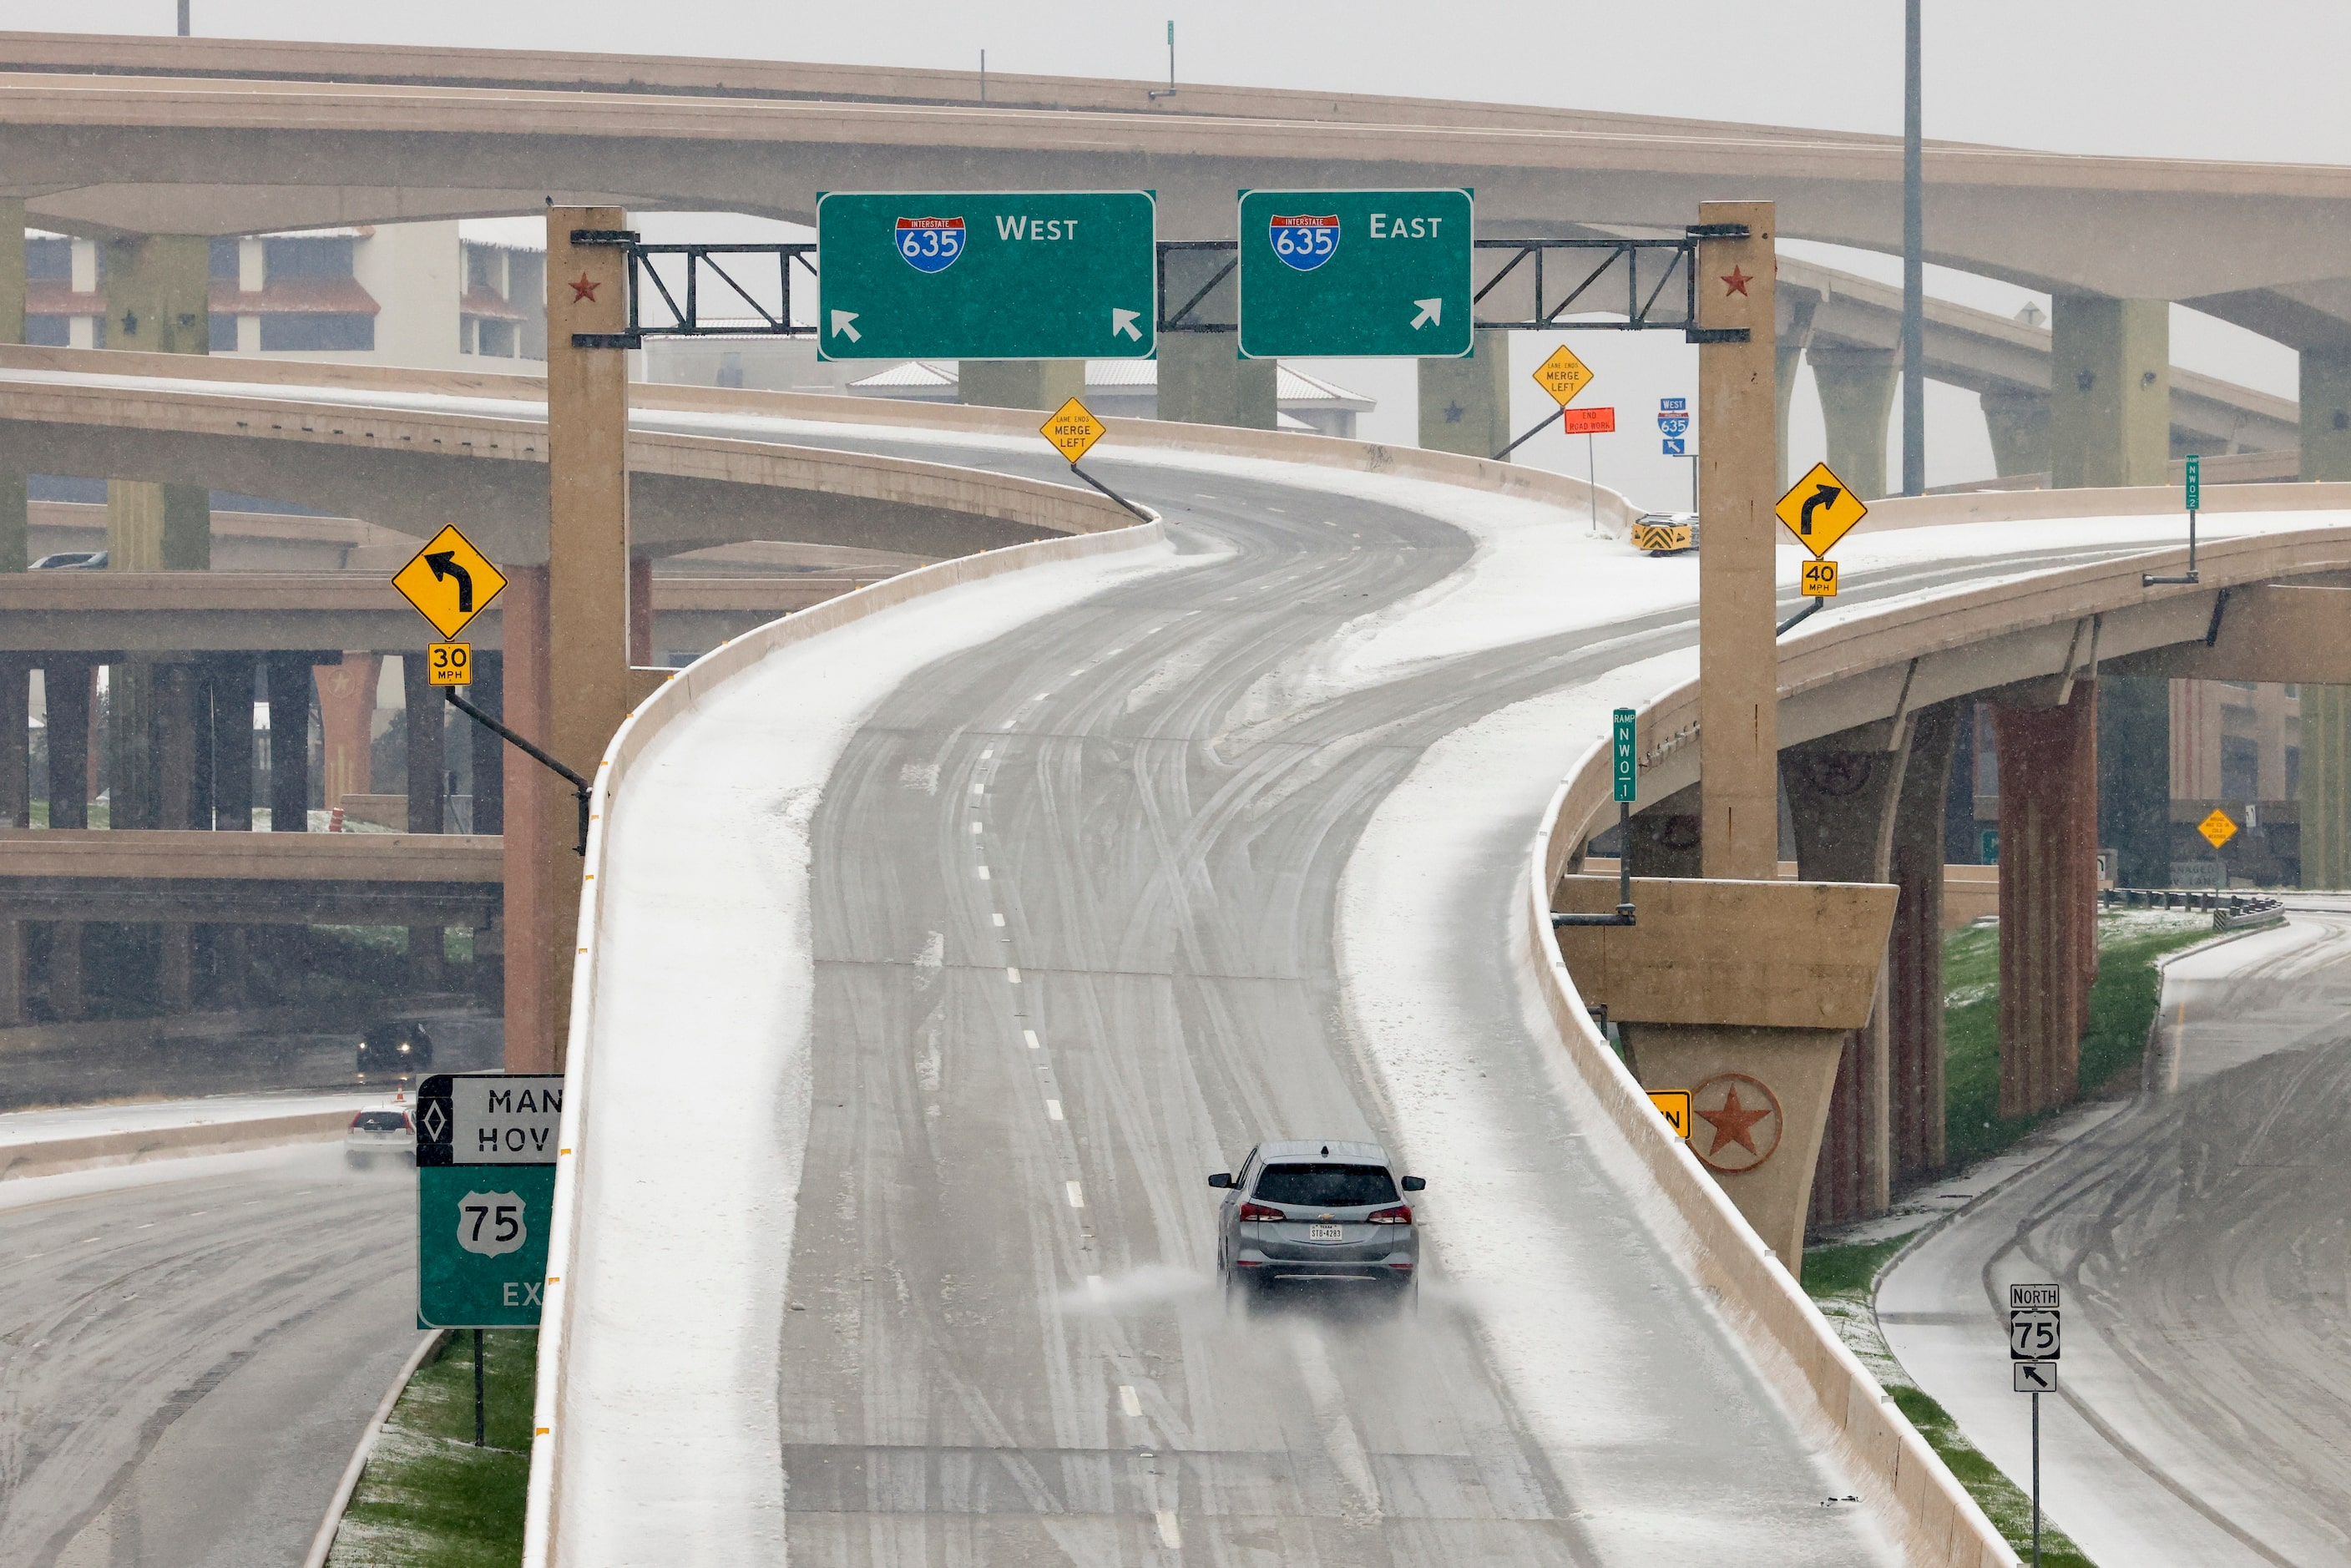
(1900, 0), (1924, 495)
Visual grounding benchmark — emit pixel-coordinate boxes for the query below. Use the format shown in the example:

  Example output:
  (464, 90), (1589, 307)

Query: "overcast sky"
(52, 0), (2348, 506)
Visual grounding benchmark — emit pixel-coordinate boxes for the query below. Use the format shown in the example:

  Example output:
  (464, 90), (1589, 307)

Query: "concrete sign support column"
(100, 236), (212, 570)
(2050, 296), (2169, 488)
(1695, 201), (1780, 881)
(1888, 701), (1962, 1179)
(1157, 335), (1275, 429)
(204, 654), (255, 831)
(43, 658), (94, 1023)
(1993, 690), (2099, 1116)
(1418, 328), (1509, 460)
(1808, 345), (1898, 501)
(960, 361), (1084, 412)
(544, 207), (636, 1074)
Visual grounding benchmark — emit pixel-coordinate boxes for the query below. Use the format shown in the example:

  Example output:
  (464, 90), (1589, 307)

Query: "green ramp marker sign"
(816, 190), (1157, 362)
(1612, 708), (1638, 803)
(1236, 188), (1474, 360)
(417, 1072), (564, 1329)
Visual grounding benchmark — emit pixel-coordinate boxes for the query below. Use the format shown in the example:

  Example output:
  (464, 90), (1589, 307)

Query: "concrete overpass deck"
(0, 827), (499, 925)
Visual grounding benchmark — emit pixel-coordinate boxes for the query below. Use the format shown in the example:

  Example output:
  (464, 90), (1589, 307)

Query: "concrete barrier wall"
(521, 516), (1165, 1565)
(1524, 729), (2018, 1568)
(0, 1108), (352, 1181)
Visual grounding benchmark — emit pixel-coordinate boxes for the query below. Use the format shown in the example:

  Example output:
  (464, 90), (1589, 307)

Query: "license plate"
(1308, 1223), (1343, 1242)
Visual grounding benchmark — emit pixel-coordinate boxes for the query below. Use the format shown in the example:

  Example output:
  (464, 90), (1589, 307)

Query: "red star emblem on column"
(1697, 1083), (1771, 1158)
(1720, 266), (1752, 297)
(569, 272), (601, 303)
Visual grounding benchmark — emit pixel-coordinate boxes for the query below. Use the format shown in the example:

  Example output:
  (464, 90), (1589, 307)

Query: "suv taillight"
(1367, 1205), (1413, 1225)
(1238, 1201), (1284, 1222)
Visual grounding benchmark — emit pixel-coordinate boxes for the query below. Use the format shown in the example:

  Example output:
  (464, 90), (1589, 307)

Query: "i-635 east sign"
(816, 190), (1157, 362)
(1236, 188), (1474, 360)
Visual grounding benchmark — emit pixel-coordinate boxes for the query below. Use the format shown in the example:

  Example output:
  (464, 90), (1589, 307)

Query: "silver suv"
(1209, 1139), (1424, 1310)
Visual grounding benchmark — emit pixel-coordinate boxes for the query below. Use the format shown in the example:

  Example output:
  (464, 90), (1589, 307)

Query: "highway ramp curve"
(495, 412), (2341, 1565)
(1881, 899), (2351, 1568)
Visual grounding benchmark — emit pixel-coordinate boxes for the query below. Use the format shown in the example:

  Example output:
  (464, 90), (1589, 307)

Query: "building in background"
(25, 218), (547, 370)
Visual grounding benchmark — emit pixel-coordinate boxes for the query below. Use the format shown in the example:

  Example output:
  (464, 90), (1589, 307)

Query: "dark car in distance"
(356, 1019), (434, 1081)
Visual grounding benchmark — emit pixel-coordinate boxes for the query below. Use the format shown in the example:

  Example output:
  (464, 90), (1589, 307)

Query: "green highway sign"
(2185, 453), (2201, 512)
(419, 1164), (557, 1328)
(1612, 708), (1638, 803)
(1236, 188), (1474, 360)
(816, 190), (1157, 362)
(417, 1072), (563, 1330)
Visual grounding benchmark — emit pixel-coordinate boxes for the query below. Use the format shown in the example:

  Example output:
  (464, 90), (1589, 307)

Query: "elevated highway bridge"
(8, 38), (2351, 1567)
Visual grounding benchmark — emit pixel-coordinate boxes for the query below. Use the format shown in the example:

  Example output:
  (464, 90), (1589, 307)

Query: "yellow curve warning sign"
(1041, 398), (1108, 464)
(1774, 461), (1869, 557)
(392, 525), (508, 640)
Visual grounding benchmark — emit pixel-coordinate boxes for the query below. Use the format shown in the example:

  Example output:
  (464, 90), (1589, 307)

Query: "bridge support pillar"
(1, 198), (23, 573)
(46, 659), (93, 829)
(1418, 328), (1509, 460)
(315, 655), (377, 819)
(2297, 348), (2351, 481)
(1981, 390), (2051, 479)
(156, 660), (200, 1002)
(1157, 334), (1275, 428)
(1808, 344), (1898, 500)
(1775, 295), (1817, 489)
(205, 655), (255, 831)
(0, 655), (27, 828)
(501, 565), (555, 1070)
(265, 654), (314, 831)
(2050, 296), (2169, 488)
(2298, 684), (2351, 888)
(48, 921), (82, 1022)
(468, 650), (505, 1004)
(0, 919), (22, 1027)
(1992, 688), (2099, 1116)
(1782, 729), (1910, 1227)
(1888, 702), (1962, 1181)
(958, 360), (1084, 412)
(100, 236), (211, 574)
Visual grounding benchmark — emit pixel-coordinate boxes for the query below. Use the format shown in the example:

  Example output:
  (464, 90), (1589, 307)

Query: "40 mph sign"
(816, 190), (1156, 362)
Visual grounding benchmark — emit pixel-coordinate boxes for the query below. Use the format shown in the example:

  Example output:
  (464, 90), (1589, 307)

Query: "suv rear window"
(1251, 1163), (1397, 1208)
(351, 1111), (412, 1132)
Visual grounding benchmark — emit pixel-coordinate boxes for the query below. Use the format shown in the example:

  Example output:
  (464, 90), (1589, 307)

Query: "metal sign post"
(1555, 707), (1640, 929)
(2009, 1282), (2061, 1567)
(2146, 453), (2202, 586)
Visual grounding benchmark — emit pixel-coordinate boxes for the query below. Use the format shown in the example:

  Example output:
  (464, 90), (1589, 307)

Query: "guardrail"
(2101, 885), (2289, 931)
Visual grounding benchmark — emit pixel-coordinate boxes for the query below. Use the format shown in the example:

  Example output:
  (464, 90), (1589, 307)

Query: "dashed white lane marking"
(1065, 1181), (1084, 1208)
(1156, 1510), (1182, 1549)
(1086, 1273), (1104, 1296)
(969, 821), (983, 833)
(1024, 1029), (1041, 1050)
(981, 746), (993, 759)
(993, 913), (1005, 927)
(1119, 1384), (1142, 1417)
(1046, 1100), (1064, 1120)
(970, 781), (983, 794)
(976, 866), (991, 880)
(1007, 967), (1022, 984)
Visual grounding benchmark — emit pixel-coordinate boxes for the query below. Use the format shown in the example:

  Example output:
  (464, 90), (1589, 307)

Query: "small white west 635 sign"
(457, 1191), (528, 1257)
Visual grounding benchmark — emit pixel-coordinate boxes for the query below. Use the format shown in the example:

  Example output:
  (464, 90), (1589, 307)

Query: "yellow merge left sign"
(1041, 398), (1108, 464)
(392, 524), (508, 640)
